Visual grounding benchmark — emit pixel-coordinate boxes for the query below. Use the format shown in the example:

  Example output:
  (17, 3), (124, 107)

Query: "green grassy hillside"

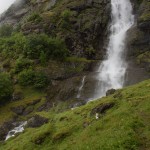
(0, 80), (150, 150)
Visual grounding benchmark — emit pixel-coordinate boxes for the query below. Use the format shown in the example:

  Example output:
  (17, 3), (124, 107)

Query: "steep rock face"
(0, 0), (149, 104)
(0, 0), (111, 103)
(125, 0), (150, 85)
(0, 0), (110, 59)
(0, 0), (29, 25)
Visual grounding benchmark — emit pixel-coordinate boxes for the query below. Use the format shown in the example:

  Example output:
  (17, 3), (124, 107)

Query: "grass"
(0, 85), (45, 126)
(0, 80), (150, 149)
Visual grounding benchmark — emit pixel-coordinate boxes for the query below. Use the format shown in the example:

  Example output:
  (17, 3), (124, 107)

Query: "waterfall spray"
(93, 0), (134, 99)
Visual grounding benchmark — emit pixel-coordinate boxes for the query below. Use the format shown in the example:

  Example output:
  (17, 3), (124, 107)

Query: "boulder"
(37, 101), (53, 112)
(11, 105), (26, 115)
(12, 92), (24, 101)
(91, 102), (115, 115)
(23, 106), (34, 116)
(106, 89), (116, 96)
(27, 115), (48, 128)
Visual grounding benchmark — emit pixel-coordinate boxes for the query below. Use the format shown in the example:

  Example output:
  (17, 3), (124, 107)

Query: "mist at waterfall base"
(91, 0), (134, 100)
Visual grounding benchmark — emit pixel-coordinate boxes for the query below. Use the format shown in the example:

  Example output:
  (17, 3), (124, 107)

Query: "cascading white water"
(77, 76), (86, 99)
(94, 0), (134, 99)
(5, 121), (27, 141)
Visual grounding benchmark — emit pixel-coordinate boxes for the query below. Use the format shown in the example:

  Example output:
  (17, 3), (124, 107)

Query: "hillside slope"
(0, 0), (149, 149)
(0, 79), (150, 150)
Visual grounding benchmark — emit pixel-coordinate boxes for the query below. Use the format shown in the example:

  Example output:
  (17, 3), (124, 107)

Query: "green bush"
(40, 51), (47, 66)
(25, 34), (50, 59)
(0, 24), (13, 37)
(0, 73), (13, 104)
(18, 69), (35, 86)
(27, 13), (42, 23)
(61, 10), (72, 22)
(15, 57), (32, 73)
(0, 33), (27, 57)
(34, 72), (48, 89)
(60, 10), (72, 30)
(48, 37), (68, 60)
(18, 69), (48, 88)
(25, 34), (68, 60)
(0, 33), (68, 60)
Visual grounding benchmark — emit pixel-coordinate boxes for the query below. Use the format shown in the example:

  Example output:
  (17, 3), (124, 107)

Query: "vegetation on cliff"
(0, 0), (149, 149)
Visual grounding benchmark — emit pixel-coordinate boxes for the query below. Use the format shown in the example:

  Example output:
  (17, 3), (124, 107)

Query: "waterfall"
(5, 121), (27, 141)
(93, 0), (134, 99)
(77, 76), (86, 99)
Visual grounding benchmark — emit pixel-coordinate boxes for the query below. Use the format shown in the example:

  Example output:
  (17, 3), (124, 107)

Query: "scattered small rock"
(27, 115), (49, 128)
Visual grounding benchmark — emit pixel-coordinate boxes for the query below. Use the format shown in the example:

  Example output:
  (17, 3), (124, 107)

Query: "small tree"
(0, 73), (13, 104)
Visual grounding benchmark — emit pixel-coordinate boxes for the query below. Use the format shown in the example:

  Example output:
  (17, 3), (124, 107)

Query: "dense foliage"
(18, 69), (48, 89)
(25, 34), (68, 60)
(0, 73), (13, 104)
(0, 24), (13, 37)
(15, 57), (33, 73)
(0, 31), (68, 60)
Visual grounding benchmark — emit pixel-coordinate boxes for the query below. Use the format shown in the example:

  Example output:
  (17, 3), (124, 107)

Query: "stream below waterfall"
(5, 121), (27, 141)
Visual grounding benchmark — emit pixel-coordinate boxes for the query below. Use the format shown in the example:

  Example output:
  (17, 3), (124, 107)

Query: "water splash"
(93, 0), (134, 99)
(5, 121), (27, 141)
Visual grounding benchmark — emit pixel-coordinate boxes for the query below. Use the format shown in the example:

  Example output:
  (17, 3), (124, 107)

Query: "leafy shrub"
(34, 72), (48, 89)
(25, 34), (68, 60)
(15, 57), (32, 73)
(48, 37), (68, 60)
(18, 69), (35, 86)
(0, 33), (27, 57)
(0, 73), (13, 104)
(61, 10), (72, 22)
(0, 24), (13, 37)
(27, 13), (42, 23)
(18, 69), (48, 88)
(25, 34), (50, 59)
(0, 33), (68, 60)
(60, 10), (72, 30)
(40, 51), (47, 66)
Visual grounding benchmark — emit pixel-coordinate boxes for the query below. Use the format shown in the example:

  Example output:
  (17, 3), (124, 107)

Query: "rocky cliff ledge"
(125, 0), (150, 85)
